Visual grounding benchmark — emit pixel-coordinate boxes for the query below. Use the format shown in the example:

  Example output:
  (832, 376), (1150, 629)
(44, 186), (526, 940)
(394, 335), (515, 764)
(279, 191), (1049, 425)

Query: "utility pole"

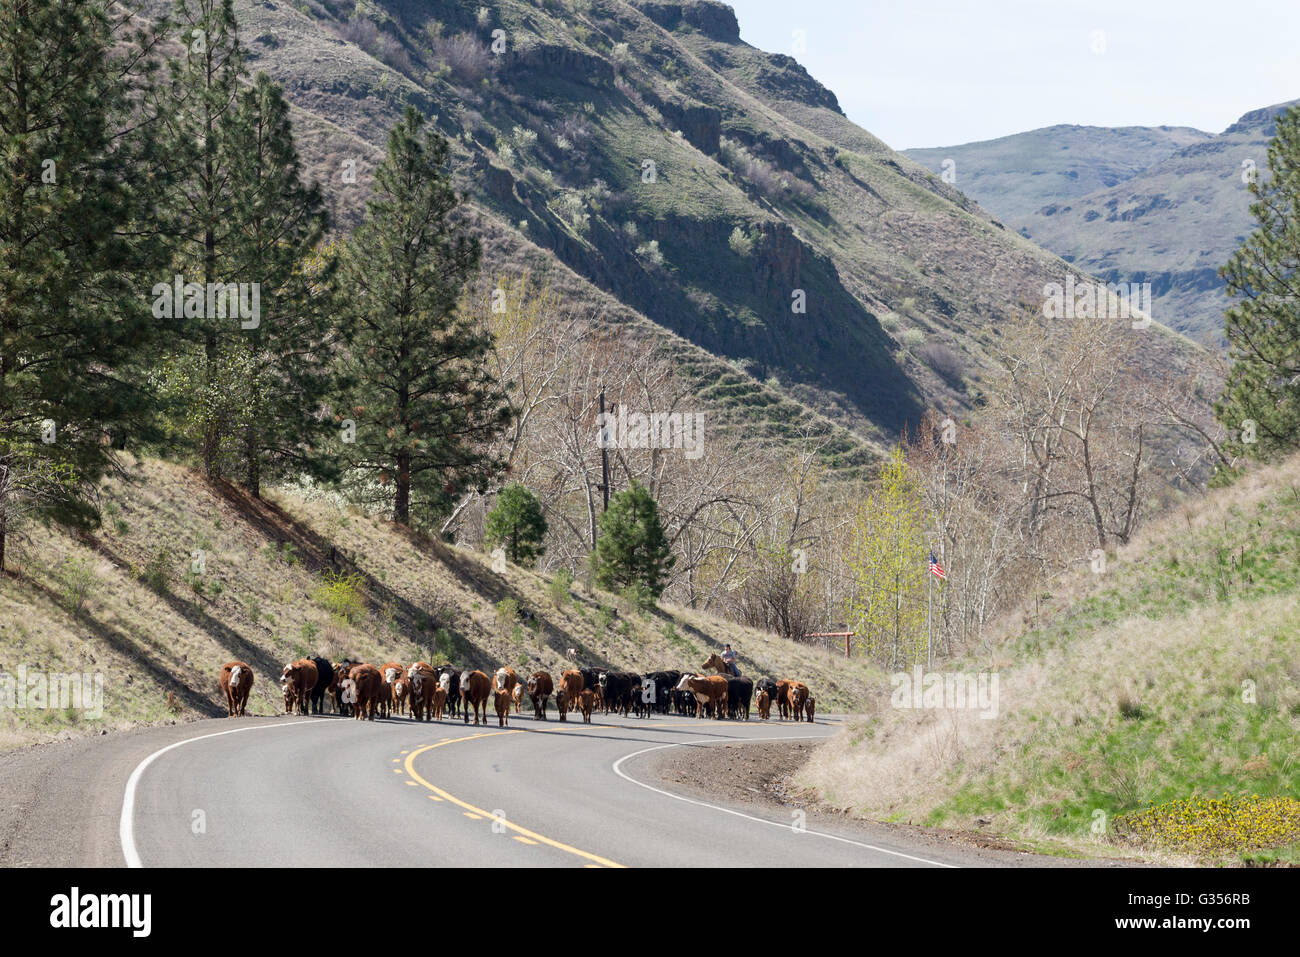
(598, 388), (611, 512)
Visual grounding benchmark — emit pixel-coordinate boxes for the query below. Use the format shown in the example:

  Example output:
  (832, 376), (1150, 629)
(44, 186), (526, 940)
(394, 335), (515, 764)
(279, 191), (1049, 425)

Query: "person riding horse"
(721, 644), (739, 677)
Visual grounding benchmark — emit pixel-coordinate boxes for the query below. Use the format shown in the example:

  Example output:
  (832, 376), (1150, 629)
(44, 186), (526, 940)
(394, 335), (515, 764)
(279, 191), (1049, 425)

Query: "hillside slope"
(797, 454), (1300, 864)
(0, 458), (879, 750)
(146, 0), (1197, 445)
(903, 124), (1213, 223)
(916, 101), (1298, 344)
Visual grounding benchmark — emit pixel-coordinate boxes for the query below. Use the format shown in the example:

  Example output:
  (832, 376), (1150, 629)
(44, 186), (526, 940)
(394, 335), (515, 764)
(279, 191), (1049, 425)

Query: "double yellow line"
(403, 731), (626, 868)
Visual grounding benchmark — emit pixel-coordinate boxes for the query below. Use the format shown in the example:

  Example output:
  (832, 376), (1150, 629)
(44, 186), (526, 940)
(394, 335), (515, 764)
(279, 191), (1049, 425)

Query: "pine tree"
(592, 482), (675, 601)
(484, 483), (548, 566)
(154, 0), (245, 478)
(845, 446), (928, 668)
(1216, 104), (1300, 458)
(0, 0), (165, 572)
(223, 72), (337, 497)
(341, 106), (507, 526)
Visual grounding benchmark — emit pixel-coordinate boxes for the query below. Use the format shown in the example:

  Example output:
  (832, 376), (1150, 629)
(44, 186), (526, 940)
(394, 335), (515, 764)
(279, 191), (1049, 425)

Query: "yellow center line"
(404, 731), (626, 869)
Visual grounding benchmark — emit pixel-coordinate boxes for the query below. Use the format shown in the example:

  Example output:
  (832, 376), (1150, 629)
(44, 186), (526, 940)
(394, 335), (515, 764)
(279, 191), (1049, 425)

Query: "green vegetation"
(592, 483), (674, 601)
(485, 484), (548, 566)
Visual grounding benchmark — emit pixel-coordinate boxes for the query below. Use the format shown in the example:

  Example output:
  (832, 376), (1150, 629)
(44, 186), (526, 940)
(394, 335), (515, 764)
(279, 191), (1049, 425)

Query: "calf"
(494, 686), (512, 727)
(460, 669), (491, 726)
(331, 661), (355, 715)
(511, 683), (524, 715)
(281, 659), (318, 716)
(557, 669), (583, 722)
(527, 671), (554, 720)
(391, 674), (411, 717)
(431, 685), (448, 720)
(805, 695), (816, 723)
(579, 688), (596, 724)
(219, 662), (253, 717)
(756, 690), (771, 720)
(436, 666), (461, 719)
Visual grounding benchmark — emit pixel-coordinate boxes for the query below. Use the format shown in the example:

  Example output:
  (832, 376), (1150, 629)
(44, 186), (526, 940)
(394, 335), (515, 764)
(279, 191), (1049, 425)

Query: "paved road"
(4, 711), (1051, 868)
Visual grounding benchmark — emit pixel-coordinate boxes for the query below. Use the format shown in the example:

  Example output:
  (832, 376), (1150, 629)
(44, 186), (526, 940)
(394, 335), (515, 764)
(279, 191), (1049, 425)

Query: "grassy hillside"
(0, 457), (880, 750)
(1012, 101), (1299, 343)
(903, 124), (1213, 224)
(797, 454), (1300, 864)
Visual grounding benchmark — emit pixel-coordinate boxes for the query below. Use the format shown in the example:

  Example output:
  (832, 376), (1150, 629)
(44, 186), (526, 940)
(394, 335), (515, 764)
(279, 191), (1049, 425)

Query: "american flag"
(928, 552), (947, 580)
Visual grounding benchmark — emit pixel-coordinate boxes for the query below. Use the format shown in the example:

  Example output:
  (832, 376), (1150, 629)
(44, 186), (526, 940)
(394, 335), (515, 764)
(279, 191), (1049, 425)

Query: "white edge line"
(120, 718), (328, 868)
(611, 736), (958, 868)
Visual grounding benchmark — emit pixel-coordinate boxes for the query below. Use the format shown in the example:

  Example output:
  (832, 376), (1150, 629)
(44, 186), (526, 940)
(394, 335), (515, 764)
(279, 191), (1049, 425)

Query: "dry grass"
(0, 456), (881, 750)
(797, 452), (1300, 863)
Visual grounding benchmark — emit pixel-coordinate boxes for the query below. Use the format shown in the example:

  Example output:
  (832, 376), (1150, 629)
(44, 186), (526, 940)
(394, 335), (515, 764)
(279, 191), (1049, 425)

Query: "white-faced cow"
(219, 661), (253, 717)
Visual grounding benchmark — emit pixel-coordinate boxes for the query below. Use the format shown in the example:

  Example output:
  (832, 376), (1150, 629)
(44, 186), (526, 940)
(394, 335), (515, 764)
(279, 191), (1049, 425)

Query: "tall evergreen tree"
(1216, 104), (1300, 458)
(223, 72), (338, 497)
(341, 106), (507, 527)
(0, 0), (165, 572)
(592, 482), (675, 600)
(153, 0), (245, 478)
(485, 483), (548, 566)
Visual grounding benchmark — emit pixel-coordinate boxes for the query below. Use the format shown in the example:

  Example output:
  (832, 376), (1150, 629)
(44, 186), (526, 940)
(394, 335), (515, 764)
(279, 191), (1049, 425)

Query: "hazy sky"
(725, 0), (1300, 149)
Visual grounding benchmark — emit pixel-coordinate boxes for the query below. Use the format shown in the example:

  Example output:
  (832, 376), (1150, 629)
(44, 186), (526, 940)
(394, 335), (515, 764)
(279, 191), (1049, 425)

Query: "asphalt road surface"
(3, 710), (1050, 868)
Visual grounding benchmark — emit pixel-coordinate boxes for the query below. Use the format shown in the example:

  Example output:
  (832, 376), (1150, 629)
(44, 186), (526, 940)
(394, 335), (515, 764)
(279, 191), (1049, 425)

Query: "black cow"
(598, 671), (635, 716)
(755, 677), (778, 713)
(436, 665), (461, 718)
(309, 657), (335, 715)
(725, 676), (753, 720)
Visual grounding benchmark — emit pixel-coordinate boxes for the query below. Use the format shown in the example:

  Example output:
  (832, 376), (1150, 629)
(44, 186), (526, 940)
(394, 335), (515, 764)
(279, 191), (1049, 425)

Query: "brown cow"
(675, 674), (727, 719)
(511, 683), (524, 715)
(527, 671), (554, 720)
(349, 664), (382, 721)
(408, 664), (438, 722)
(460, 669), (491, 726)
(219, 661), (253, 717)
(557, 669), (582, 722)
(789, 681), (810, 721)
(281, 659), (318, 716)
(494, 688), (512, 727)
(775, 679), (794, 720)
(377, 662), (404, 718)
(756, 689), (771, 720)
(805, 695), (816, 723)
(579, 688), (596, 724)
(431, 686), (448, 720)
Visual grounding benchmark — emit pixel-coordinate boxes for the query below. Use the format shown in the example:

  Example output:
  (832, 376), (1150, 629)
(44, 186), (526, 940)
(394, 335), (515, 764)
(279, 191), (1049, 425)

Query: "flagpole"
(927, 553), (933, 670)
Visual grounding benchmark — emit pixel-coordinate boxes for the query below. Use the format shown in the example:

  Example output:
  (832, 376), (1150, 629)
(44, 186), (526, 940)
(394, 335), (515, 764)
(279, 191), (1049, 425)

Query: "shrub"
(917, 342), (965, 386)
(313, 570), (366, 625)
(728, 226), (754, 257)
(435, 33), (492, 83)
(635, 240), (664, 267)
(139, 548), (171, 593)
(56, 556), (98, 616)
(900, 327), (925, 347)
(495, 597), (519, 636)
(547, 567), (574, 608)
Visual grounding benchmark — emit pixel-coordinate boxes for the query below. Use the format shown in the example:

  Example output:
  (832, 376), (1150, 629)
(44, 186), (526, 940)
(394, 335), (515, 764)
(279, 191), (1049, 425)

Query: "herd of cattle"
(217, 657), (817, 727)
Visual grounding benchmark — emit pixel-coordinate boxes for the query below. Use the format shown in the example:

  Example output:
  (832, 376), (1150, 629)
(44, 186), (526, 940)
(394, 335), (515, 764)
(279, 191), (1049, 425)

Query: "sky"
(725, 0), (1300, 150)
